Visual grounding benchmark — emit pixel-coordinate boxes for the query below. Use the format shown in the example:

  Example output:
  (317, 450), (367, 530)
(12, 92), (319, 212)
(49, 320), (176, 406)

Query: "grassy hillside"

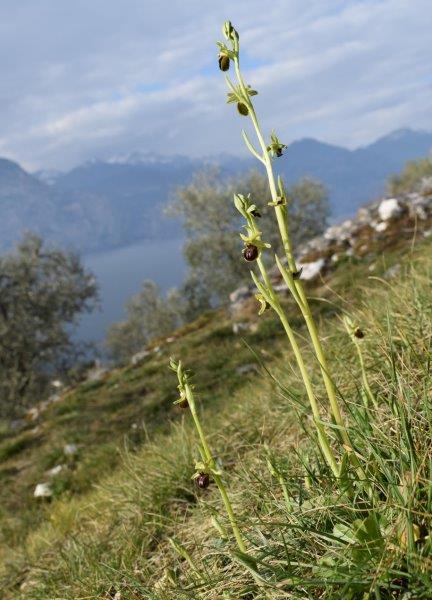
(0, 230), (431, 598)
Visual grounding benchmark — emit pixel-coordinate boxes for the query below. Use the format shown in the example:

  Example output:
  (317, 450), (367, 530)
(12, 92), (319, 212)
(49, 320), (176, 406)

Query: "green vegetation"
(0, 233), (98, 417)
(105, 280), (181, 363)
(105, 168), (328, 363)
(0, 227), (430, 598)
(1, 20), (431, 600)
(167, 168), (328, 304)
(388, 156), (432, 196)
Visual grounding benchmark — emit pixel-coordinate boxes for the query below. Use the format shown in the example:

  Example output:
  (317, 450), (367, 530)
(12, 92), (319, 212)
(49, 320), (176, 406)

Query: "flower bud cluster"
(234, 194), (271, 263)
(267, 132), (287, 158)
(169, 358), (191, 408)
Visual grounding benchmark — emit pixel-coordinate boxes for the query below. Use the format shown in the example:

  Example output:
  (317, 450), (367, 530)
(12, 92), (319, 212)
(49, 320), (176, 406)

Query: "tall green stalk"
(236, 196), (339, 476)
(343, 316), (378, 410)
(169, 359), (246, 553)
(218, 21), (357, 464)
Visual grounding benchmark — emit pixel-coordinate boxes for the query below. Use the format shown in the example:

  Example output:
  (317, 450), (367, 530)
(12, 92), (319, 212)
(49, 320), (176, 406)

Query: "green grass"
(0, 237), (431, 598)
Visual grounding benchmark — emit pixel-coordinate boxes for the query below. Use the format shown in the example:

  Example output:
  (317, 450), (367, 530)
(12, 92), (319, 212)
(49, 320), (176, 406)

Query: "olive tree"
(105, 280), (179, 363)
(167, 168), (329, 303)
(0, 233), (98, 417)
(388, 156), (432, 196)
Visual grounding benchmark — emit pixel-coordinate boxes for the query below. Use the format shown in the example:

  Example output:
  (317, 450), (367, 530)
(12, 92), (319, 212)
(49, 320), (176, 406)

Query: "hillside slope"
(0, 188), (431, 597)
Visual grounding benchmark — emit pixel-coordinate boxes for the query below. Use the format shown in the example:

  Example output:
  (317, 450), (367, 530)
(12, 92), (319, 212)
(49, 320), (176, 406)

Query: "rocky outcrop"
(230, 179), (432, 317)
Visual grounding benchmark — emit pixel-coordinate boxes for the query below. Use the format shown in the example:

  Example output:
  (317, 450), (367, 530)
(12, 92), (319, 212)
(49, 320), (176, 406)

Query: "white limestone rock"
(229, 285), (253, 304)
(63, 443), (78, 456)
(378, 198), (403, 221)
(384, 264), (401, 279)
(26, 407), (40, 421)
(297, 258), (326, 281)
(34, 482), (52, 498)
(236, 363), (258, 376)
(130, 349), (150, 365)
(371, 221), (388, 232)
(407, 193), (430, 220)
(232, 322), (249, 334)
(47, 464), (65, 477)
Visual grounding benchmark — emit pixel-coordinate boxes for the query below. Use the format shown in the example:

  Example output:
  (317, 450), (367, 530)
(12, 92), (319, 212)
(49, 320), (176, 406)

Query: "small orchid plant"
(218, 20), (362, 479)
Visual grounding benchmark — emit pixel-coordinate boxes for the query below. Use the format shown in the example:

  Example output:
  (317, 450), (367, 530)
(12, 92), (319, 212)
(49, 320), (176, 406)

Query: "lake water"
(77, 238), (186, 344)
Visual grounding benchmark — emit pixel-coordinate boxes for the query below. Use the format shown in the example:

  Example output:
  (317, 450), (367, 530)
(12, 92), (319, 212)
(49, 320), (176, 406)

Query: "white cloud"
(0, 0), (430, 169)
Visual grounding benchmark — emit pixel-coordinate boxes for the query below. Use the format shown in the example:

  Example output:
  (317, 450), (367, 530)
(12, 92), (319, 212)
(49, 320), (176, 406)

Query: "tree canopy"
(0, 233), (98, 416)
(168, 168), (329, 302)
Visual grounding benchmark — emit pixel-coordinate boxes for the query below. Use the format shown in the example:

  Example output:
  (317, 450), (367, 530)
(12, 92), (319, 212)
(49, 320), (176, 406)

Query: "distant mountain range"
(0, 128), (431, 254)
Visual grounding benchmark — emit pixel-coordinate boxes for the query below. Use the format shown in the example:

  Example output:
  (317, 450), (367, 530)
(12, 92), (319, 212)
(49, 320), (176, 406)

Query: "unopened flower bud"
(218, 54), (230, 72)
(237, 102), (249, 116)
(223, 21), (238, 41)
(196, 472), (210, 489)
(243, 244), (259, 262)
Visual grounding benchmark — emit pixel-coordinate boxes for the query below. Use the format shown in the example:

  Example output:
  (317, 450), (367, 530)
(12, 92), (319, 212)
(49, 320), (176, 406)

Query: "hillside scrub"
(105, 169), (329, 364)
(105, 280), (181, 363)
(168, 169), (329, 304)
(1, 20), (431, 600)
(159, 20), (431, 598)
(0, 233), (98, 417)
(1, 235), (430, 598)
(388, 156), (432, 196)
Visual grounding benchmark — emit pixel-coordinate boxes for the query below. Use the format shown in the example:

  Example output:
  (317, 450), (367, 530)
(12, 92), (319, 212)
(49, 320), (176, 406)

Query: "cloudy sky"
(0, 0), (430, 171)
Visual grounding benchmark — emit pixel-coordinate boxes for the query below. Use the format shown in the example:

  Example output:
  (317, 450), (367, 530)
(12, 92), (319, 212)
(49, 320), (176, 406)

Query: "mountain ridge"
(0, 128), (431, 254)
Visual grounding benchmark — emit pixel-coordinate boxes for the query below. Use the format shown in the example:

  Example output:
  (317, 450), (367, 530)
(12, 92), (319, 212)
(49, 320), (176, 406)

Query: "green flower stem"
(342, 318), (378, 410)
(255, 256), (340, 478)
(232, 41), (352, 450)
(183, 380), (246, 553)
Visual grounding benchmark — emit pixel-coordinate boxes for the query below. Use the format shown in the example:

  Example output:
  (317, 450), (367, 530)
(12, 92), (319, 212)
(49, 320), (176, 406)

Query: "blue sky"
(0, 0), (430, 170)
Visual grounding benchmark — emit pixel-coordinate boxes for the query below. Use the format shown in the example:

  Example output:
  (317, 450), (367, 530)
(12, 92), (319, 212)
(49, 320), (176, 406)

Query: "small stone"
(378, 198), (403, 221)
(374, 221), (388, 232)
(296, 258), (326, 281)
(229, 286), (252, 304)
(34, 482), (52, 498)
(130, 349), (150, 365)
(26, 407), (40, 421)
(47, 464), (64, 477)
(232, 322), (249, 334)
(86, 361), (107, 381)
(384, 264), (401, 279)
(63, 443), (78, 456)
(236, 363), (258, 376)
